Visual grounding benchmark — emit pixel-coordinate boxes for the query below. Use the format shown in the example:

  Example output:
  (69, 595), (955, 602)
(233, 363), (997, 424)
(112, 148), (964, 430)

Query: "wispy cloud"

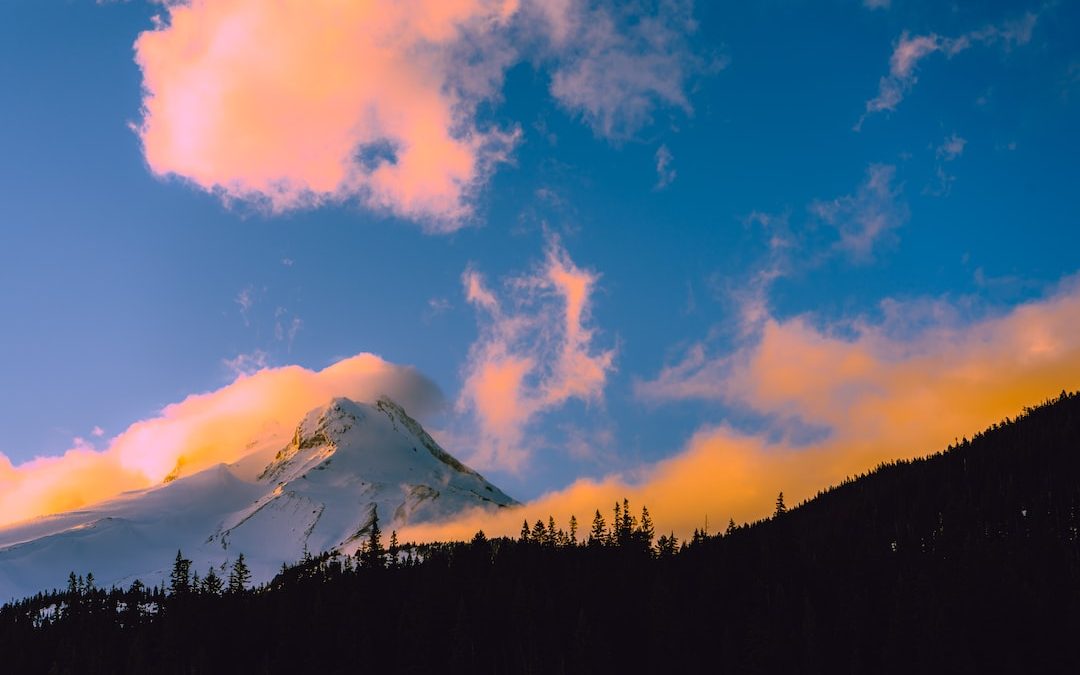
(809, 164), (907, 262)
(927, 132), (967, 196)
(0, 354), (443, 528)
(457, 237), (615, 472)
(858, 12), (1039, 129)
(235, 285), (255, 326)
(654, 144), (676, 189)
(544, 0), (708, 139)
(223, 350), (270, 377)
(273, 308), (303, 351)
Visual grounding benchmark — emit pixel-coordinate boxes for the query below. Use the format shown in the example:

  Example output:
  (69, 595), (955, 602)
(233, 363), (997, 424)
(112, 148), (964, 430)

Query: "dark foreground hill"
(2, 391), (1079, 674)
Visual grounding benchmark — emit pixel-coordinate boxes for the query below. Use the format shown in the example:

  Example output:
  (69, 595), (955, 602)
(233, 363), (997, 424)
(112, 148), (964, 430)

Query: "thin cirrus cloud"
(133, 0), (704, 228)
(809, 163), (907, 263)
(457, 238), (615, 473)
(857, 11), (1039, 129)
(0, 354), (442, 529)
(404, 276), (1080, 543)
(654, 144), (676, 189)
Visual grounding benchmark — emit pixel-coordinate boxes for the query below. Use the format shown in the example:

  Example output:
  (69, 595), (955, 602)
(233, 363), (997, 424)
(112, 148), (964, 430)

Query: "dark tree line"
(3, 391), (1080, 673)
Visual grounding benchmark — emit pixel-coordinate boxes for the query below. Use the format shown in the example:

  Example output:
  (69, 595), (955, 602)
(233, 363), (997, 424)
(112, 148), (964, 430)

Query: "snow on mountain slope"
(0, 397), (515, 602)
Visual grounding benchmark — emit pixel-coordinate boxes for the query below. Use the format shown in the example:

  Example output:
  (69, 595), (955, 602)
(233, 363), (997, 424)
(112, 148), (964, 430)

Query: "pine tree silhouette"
(228, 553), (251, 593)
(169, 550), (192, 596)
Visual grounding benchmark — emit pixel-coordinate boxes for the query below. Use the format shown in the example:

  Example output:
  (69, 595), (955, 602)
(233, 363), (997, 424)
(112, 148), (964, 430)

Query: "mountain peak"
(0, 395), (516, 599)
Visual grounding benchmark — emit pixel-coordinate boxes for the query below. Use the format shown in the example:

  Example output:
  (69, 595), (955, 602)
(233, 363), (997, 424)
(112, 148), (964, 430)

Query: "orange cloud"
(0, 354), (441, 528)
(458, 238), (615, 471)
(135, 0), (520, 227)
(407, 279), (1080, 543)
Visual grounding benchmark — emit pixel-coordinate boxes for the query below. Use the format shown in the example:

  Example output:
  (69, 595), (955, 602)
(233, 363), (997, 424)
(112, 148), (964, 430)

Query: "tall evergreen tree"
(775, 492), (787, 517)
(362, 506), (385, 568)
(589, 510), (607, 546)
(639, 506), (655, 550)
(388, 530), (400, 568)
(201, 567), (223, 595)
(169, 550), (192, 596)
(569, 514), (579, 546)
(228, 553), (251, 593)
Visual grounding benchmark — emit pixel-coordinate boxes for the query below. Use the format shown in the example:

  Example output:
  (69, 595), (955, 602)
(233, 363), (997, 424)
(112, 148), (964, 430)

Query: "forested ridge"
(3, 391), (1080, 674)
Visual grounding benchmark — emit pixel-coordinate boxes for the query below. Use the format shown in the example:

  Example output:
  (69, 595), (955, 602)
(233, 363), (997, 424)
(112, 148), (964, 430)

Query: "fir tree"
(202, 567), (223, 595)
(362, 506), (385, 569)
(775, 492), (787, 517)
(639, 506), (655, 550)
(520, 519), (531, 543)
(388, 530), (400, 568)
(569, 514), (579, 546)
(169, 550), (192, 596)
(228, 553), (251, 593)
(589, 510), (607, 546)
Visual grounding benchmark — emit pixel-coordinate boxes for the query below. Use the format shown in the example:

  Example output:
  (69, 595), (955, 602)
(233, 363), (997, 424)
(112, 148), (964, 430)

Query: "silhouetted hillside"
(3, 391), (1079, 674)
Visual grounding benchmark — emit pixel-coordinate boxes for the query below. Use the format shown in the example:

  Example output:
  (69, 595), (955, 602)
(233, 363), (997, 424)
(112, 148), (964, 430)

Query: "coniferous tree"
(532, 519), (546, 542)
(589, 510), (607, 546)
(621, 498), (634, 544)
(569, 514), (579, 546)
(201, 567), (223, 595)
(228, 553), (251, 593)
(388, 530), (400, 568)
(362, 506), (385, 568)
(774, 492), (787, 517)
(639, 506), (655, 550)
(520, 519), (531, 543)
(169, 550), (192, 596)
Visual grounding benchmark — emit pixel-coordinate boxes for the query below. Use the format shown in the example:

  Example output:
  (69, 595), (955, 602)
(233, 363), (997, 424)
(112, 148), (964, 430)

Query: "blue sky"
(2, 0), (1079, 508)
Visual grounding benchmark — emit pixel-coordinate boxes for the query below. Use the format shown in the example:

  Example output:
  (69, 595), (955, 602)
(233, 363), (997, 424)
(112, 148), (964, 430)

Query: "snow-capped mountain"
(0, 397), (515, 601)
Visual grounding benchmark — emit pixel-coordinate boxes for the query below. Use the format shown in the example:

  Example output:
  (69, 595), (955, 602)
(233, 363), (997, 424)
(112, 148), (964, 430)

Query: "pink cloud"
(0, 354), (442, 528)
(544, 0), (703, 138)
(135, 0), (521, 228)
(859, 12), (1040, 128)
(458, 238), (615, 471)
(133, 0), (706, 226)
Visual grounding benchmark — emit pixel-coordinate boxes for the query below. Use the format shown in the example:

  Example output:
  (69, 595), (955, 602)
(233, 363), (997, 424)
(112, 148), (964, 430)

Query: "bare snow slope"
(0, 397), (515, 602)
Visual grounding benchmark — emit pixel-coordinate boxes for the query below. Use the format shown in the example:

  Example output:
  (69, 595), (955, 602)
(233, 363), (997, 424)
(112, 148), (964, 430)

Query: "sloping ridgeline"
(2, 392), (1079, 674)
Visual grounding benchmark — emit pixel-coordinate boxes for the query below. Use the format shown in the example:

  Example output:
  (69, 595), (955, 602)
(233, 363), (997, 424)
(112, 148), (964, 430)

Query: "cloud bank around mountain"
(0, 354), (441, 528)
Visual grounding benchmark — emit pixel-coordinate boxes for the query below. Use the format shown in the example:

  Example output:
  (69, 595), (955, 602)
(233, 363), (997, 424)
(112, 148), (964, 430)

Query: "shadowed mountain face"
(0, 397), (515, 601)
